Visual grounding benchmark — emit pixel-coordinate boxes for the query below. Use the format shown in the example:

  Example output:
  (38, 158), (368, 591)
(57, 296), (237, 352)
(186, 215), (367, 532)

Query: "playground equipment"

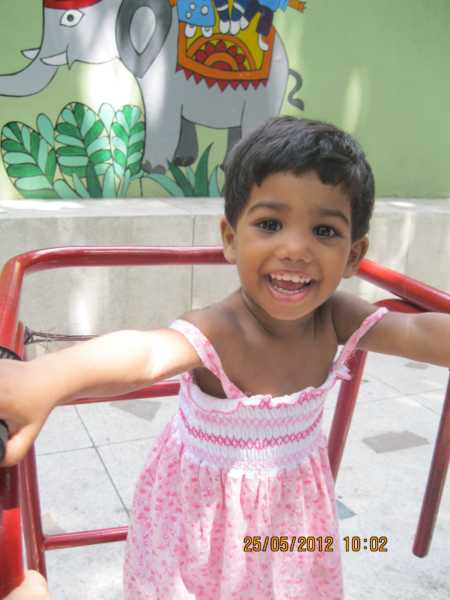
(0, 246), (449, 596)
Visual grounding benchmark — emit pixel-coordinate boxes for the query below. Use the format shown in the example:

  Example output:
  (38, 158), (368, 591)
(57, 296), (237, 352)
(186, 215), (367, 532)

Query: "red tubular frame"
(0, 247), (448, 593)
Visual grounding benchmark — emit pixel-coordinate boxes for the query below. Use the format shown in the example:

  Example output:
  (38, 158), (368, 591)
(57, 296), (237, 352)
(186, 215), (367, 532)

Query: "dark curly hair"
(223, 117), (375, 241)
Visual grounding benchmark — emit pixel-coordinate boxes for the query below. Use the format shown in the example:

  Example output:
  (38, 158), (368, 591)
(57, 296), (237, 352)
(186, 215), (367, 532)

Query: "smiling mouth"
(266, 274), (314, 296)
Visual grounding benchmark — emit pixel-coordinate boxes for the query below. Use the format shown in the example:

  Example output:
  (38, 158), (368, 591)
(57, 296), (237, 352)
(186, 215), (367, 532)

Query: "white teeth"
(269, 273), (311, 284)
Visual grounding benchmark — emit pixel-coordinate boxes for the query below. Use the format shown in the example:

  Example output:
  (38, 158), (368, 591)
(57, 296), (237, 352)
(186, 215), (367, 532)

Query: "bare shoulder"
(330, 290), (427, 359)
(329, 290), (380, 344)
(178, 302), (239, 346)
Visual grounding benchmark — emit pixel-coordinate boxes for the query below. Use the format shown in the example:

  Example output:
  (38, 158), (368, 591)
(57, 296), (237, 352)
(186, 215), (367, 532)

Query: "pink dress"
(124, 307), (388, 600)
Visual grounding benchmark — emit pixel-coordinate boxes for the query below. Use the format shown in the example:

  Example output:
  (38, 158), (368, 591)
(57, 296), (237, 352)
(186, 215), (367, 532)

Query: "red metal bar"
(358, 259), (450, 314)
(413, 372), (450, 557)
(0, 466), (23, 597)
(328, 350), (368, 481)
(0, 246), (448, 585)
(44, 526), (128, 550)
(0, 322), (26, 596)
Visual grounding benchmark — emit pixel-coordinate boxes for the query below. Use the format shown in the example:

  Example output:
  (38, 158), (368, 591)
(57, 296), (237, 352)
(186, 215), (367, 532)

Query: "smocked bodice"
(169, 308), (387, 474)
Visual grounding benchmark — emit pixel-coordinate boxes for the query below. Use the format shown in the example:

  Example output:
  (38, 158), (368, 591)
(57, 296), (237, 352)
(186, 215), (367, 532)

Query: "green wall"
(0, 0), (449, 199)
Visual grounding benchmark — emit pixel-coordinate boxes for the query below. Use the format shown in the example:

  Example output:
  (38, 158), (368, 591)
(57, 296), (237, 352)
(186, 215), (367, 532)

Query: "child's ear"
(343, 236), (369, 278)
(220, 216), (237, 264)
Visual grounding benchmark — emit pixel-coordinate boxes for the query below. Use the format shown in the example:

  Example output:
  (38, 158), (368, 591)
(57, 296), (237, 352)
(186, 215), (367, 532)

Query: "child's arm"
(0, 327), (201, 466)
(4, 570), (50, 600)
(331, 291), (450, 367)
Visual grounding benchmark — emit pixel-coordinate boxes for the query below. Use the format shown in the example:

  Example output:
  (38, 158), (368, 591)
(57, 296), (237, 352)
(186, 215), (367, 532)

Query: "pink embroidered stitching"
(179, 408), (323, 449)
(187, 400), (324, 429)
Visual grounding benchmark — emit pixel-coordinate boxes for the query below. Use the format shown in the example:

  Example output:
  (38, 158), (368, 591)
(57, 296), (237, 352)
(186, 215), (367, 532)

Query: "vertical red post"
(413, 372), (450, 557)
(0, 466), (24, 597)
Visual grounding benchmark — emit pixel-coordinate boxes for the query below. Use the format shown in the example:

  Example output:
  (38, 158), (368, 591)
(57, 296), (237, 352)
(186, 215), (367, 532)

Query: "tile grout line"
(75, 405), (131, 517)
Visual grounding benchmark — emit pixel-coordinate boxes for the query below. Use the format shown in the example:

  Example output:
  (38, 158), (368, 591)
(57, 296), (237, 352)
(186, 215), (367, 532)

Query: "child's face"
(221, 171), (368, 326)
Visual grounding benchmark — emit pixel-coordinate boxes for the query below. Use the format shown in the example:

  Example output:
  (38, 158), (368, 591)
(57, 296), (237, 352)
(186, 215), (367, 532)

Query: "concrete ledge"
(0, 198), (448, 339)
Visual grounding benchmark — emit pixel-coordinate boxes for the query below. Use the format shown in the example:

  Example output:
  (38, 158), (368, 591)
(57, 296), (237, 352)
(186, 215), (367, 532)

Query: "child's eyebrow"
(317, 208), (350, 226)
(247, 202), (289, 214)
(248, 202), (350, 226)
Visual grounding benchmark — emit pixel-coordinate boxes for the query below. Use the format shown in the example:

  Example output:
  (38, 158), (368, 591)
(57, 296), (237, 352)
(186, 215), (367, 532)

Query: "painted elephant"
(0, 0), (301, 172)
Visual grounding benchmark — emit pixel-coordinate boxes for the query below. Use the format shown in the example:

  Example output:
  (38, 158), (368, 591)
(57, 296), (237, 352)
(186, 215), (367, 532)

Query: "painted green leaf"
(16, 175), (53, 191)
(119, 168), (131, 197)
(113, 150), (126, 168)
(18, 189), (59, 199)
(84, 120), (104, 148)
(37, 138), (49, 173)
(46, 151), (57, 182)
(19, 129), (30, 155)
(54, 179), (79, 199)
(129, 127), (145, 146)
(36, 114), (54, 146)
(102, 165), (116, 198)
(81, 109), (96, 138)
(56, 123), (81, 139)
(3, 152), (34, 165)
(2, 140), (24, 153)
(86, 162), (102, 197)
(111, 136), (127, 155)
(55, 134), (84, 148)
(72, 173), (90, 198)
(90, 149), (111, 164)
(146, 173), (184, 197)
(1, 121), (57, 198)
(87, 137), (110, 155)
(185, 166), (195, 188)
(57, 146), (86, 157)
(61, 108), (77, 127)
(194, 144), (212, 196)
(110, 106), (144, 183)
(208, 165), (222, 197)
(167, 161), (194, 196)
(56, 102), (112, 183)
(58, 155), (89, 167)
(98, 103), (115, 133)
(112, 122), (127, 141)
(7, 164), (43, 178)
(2, 123), (21, 142)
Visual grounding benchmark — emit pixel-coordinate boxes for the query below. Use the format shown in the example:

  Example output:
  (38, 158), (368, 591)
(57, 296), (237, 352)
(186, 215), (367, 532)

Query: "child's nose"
(276, 231), (313, 263)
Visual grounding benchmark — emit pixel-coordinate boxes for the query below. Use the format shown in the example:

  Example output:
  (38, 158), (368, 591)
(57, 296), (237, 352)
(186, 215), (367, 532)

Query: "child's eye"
(314, 225), (338, 238)
(256, 219), (282, 232)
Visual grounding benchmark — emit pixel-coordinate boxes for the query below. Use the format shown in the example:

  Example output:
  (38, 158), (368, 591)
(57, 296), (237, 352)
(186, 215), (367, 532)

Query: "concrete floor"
(33, 351), (449, 600)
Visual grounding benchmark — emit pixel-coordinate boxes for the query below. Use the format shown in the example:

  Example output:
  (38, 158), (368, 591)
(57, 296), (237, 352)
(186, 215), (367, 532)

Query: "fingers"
(0, 425), (38, 467)
(4, 570), (50, 600)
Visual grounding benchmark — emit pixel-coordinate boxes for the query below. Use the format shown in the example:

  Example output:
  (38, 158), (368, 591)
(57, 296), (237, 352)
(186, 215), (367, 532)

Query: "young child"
(0, 117), (449, 599)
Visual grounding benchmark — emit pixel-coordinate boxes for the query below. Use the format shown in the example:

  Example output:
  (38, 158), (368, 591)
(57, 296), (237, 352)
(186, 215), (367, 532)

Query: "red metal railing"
(0, 247), (448, 597)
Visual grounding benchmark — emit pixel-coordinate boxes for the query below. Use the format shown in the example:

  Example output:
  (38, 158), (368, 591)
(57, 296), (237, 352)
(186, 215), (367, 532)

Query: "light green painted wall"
(0, 0), (449, 199)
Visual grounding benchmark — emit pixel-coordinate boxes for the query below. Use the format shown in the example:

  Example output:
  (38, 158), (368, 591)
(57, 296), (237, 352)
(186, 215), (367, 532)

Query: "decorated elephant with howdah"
(0, 0), (304, 173)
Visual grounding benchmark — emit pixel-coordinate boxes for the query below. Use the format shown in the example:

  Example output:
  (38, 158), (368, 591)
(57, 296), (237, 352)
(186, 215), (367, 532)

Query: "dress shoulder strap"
(169, 319), (244, 399)
(334, 306), (389, 373)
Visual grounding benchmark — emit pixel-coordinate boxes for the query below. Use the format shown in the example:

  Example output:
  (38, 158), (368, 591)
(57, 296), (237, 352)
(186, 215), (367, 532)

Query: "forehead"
(243, 171), (352, 217)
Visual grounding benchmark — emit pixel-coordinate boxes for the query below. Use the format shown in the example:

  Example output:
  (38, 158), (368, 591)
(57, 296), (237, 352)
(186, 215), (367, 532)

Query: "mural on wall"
(0, 0), (306, 198)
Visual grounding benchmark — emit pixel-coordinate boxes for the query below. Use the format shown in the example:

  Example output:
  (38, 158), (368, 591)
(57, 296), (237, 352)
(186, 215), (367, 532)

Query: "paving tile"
(76, 395), (179, 446)
(362, 430), (429, 453)
(36, 448), (128, 533)
(98, 438), (159, 511)
(35, 405), (92, 455)
(410, 388), (448, 416)
(46, 541), (125, 600)
(336, 499), (356, 520)
(364, 352), (448, 395)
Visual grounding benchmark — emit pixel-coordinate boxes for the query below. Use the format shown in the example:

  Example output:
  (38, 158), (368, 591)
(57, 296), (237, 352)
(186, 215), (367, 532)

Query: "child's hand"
(3, 570), (51, 600)
(0, 360), (53, 467)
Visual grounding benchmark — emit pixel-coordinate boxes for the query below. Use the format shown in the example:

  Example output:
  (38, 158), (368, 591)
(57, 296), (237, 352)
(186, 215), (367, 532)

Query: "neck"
(238, 288), (316, 340)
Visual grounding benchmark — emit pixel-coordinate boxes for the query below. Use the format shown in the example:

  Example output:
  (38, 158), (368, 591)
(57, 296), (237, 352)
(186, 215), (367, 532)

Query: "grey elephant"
(0, 0), (302, 173)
